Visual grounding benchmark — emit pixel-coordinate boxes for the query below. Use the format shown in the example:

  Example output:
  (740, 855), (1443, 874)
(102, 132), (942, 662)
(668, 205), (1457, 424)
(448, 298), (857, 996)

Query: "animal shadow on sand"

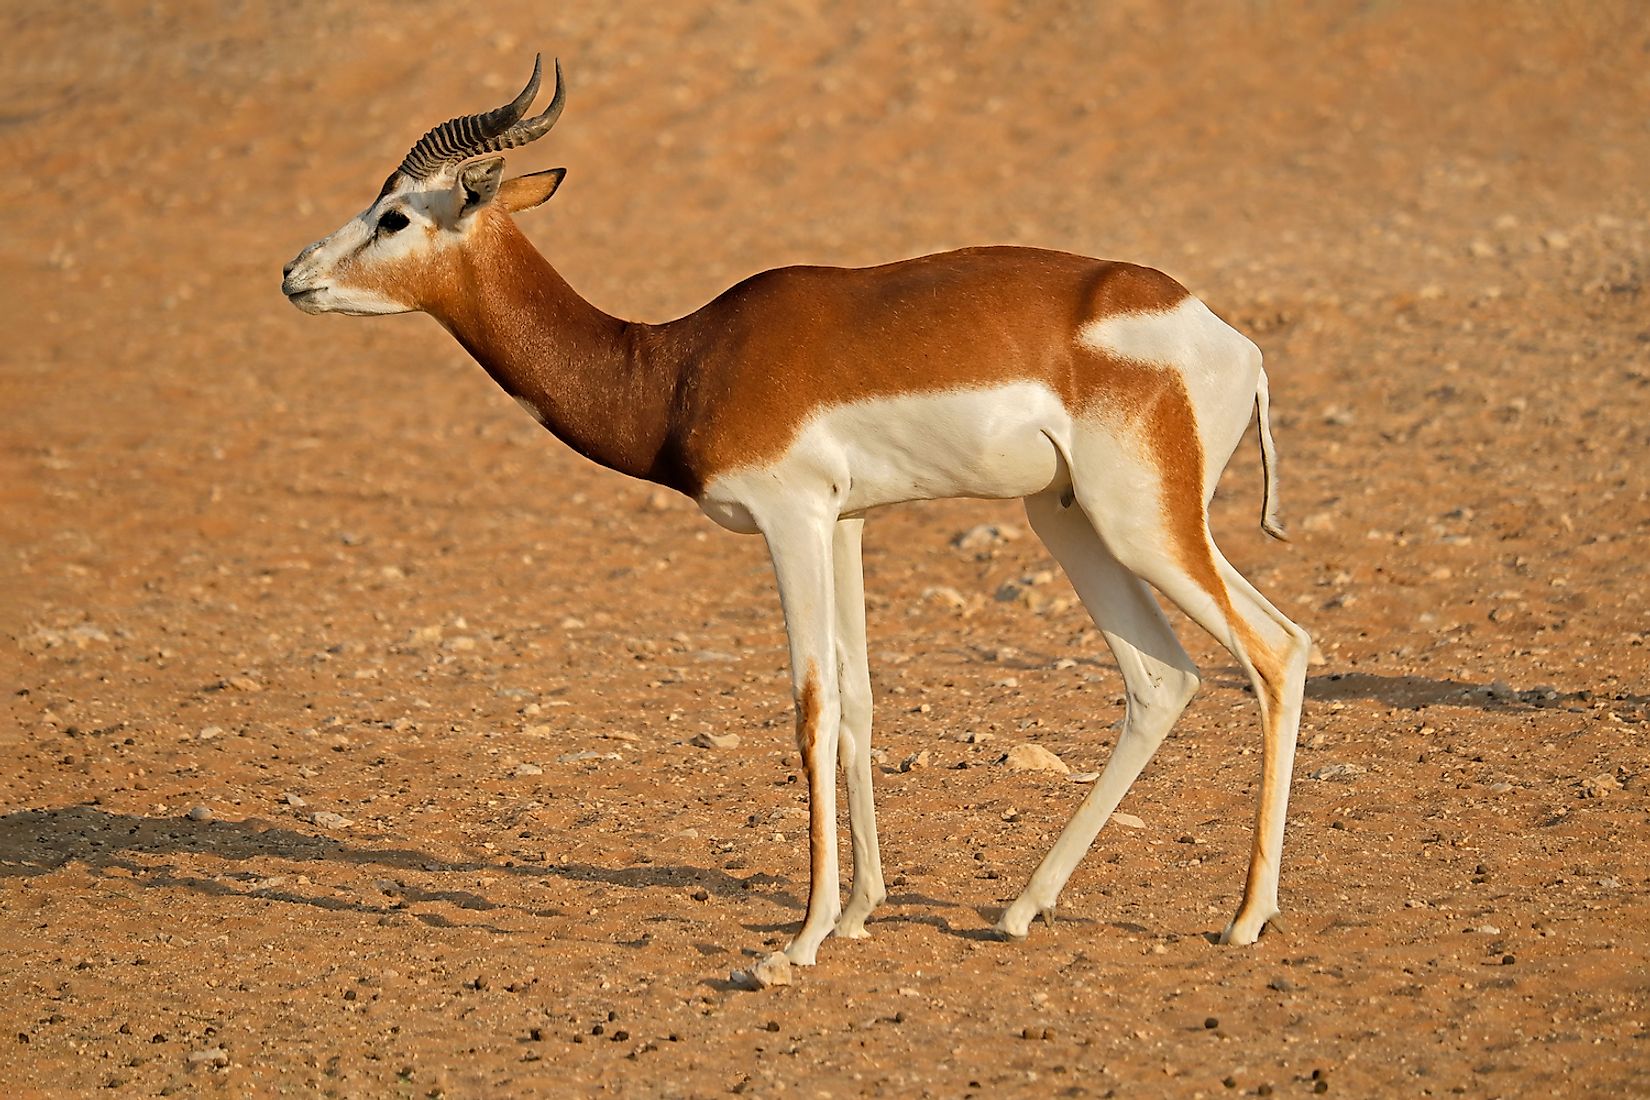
(0, 805), (797, 934)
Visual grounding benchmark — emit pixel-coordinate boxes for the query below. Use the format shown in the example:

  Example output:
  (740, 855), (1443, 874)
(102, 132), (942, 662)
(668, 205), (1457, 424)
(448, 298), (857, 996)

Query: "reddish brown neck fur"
(424, 212), (695, 490)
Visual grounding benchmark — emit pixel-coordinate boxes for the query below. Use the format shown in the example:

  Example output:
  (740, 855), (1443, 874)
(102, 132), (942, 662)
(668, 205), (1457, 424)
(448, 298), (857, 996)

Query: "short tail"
(1256, 368), (1289, 541)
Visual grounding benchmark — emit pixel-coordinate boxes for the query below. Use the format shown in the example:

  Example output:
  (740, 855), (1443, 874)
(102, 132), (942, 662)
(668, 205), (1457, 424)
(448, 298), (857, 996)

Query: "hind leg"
(1209, 556), (1311, 943)
(1071, 466), (1310, 945)
(995, 490), (1201, 940)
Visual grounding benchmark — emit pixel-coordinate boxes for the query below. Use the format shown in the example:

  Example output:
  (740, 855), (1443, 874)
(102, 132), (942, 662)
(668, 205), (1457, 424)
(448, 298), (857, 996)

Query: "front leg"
(761, 509), (843, 966)
(832, 517), (886, 938)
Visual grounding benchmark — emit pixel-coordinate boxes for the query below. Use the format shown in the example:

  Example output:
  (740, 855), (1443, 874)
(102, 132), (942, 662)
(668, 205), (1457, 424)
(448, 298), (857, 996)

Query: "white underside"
(698, 382), (1072, 534)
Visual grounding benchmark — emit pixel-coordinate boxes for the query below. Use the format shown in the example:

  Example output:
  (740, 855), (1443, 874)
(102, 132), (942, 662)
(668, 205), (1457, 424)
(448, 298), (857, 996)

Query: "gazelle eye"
(377, 209), (410, 235)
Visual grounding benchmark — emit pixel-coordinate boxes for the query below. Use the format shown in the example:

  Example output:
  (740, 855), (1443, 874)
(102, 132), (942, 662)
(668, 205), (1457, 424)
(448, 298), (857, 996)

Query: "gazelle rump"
(283, 57), (1311, 965)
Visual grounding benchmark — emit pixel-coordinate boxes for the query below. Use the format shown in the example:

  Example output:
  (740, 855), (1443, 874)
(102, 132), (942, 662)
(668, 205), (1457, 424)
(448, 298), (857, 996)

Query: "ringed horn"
(395, 54), (566, 181)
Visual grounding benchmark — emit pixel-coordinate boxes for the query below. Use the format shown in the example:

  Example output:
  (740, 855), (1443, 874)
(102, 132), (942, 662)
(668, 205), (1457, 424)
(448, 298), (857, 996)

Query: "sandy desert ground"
(3, 1), (1648, 1095)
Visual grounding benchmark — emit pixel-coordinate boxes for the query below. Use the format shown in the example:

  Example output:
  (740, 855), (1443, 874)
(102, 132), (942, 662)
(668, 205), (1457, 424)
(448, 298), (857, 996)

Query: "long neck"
(426, 212), (687, 490)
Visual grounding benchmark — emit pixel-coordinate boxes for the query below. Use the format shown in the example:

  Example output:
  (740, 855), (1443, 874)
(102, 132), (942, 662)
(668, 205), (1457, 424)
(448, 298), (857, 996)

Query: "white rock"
(1003, 744), (1070, 774)
(691, 731), (741, 750)
(732, 951), (793, 990)
(513, 762), (544, 777)
(1112, 812), (1147, 829)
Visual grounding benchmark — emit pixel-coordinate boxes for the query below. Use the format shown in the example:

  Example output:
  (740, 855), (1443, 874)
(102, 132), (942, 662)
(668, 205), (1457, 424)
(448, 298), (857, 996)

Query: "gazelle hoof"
(1219, 908), (1282, 946)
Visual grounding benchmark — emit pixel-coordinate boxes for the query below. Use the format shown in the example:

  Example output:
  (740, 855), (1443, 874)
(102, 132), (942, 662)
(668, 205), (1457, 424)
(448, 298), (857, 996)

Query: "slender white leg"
(831, 517), (886, 939)
(996, 491), (1201, 939)
(1210, 553), (1310, 945)
(1068, 463), (1309, 946)
(760, 510), (844, 965)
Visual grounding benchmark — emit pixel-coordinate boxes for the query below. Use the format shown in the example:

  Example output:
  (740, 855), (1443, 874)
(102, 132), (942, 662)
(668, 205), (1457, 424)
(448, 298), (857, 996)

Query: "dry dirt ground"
(3, 2), (1649, 1096)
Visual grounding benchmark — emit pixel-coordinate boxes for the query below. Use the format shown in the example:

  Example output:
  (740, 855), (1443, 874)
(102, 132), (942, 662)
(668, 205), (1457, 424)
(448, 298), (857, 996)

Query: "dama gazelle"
(283, 57), (1311, 965)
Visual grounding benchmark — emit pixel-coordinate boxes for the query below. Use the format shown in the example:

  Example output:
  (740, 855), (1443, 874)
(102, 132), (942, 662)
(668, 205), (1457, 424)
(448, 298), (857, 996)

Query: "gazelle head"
(282, 56), (568, 317)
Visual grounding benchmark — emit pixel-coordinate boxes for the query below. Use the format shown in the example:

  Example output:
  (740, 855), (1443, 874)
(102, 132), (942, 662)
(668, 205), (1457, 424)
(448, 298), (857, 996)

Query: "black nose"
(283, 259), (297, 278)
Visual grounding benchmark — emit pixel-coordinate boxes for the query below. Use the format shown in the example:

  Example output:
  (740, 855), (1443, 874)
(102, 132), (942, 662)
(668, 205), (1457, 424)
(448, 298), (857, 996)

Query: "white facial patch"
(284, 177), (466, 317)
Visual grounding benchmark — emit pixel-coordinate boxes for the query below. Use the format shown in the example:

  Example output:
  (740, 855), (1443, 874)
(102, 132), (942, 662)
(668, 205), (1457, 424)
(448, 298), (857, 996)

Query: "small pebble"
(731, 951), (793, 990)
(1204, 1016), (1220, 1030)
(1502, 954), (1516, 966)
(184, 806), (214, 823)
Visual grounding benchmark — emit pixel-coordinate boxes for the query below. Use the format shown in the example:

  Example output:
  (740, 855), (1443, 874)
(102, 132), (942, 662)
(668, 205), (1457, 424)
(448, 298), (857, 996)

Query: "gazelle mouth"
(284, 286), (329, 313)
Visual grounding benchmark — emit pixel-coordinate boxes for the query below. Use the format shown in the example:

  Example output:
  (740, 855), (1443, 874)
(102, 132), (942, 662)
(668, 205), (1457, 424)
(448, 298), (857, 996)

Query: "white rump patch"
(1076, 297), (1215, 367)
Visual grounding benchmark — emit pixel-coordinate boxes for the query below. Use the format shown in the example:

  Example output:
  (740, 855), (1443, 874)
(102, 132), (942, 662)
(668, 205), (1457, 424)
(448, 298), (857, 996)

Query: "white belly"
(698, 382), (1070, 533)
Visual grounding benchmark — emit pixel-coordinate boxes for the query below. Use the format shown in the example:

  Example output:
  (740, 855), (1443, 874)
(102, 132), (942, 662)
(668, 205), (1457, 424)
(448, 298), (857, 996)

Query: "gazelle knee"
(1124, 664), (1199, 745)
(1162, 665), (1201, 711)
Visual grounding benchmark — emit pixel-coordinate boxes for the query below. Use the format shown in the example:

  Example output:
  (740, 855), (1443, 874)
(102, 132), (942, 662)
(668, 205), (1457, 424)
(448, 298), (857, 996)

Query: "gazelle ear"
(457, 156), (507, 214)
(498, 167), (567, 213)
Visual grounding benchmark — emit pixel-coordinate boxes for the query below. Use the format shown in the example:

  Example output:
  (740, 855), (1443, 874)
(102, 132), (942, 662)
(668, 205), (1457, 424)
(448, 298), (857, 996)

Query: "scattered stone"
(184, 806), (214, 824)
(1069, 771), (1101, 783)
(1020, 1025), (1053, 1040)
(1579, 772), (1620, 798)
(224, 675), (262, 693)
(1204, 1016), (1220, 1030)
(187, 1047), (228, 1068)
(1308, 643), (1328, 667)
(512, 762), (544, 777)
(1308, 763), (1368, 782)
(690, 732), (740, 750)
(899, 750), (930, 772)
(1468, 925), (1501, 935)
(1112, 813), (1146, 829)
(281, 792), (307, 808)
(556, 750), (615, 764)
(1268, 976), (1298, 993)
(922, 586), (969, 612)
(732, 951), (793, 990)
(197, 726), (223, 741)
(309, 811), (352, 829)
(952, 524), (1022, 551)
(1002, 744), (1070, 774)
